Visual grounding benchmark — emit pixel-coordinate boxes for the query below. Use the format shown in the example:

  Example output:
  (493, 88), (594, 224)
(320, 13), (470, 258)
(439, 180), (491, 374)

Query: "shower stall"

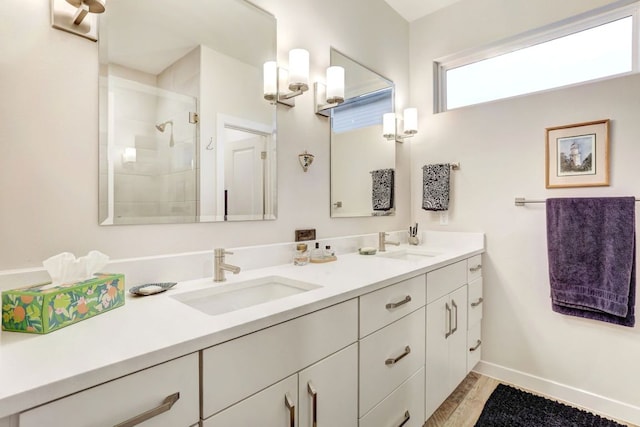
(101, 75), (198, 224)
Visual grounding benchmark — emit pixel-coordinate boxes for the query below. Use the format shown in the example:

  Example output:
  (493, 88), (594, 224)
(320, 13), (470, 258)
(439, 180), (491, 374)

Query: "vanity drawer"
(359, 367), (425, 427)
(359, 274), (426, 338)
(426, 260), (467, 304)
(468, 323), (482, 372)
(467, 254), (483, 283)
(468, 277), (483, 329)
(359, 307), (425, 416)
(202, 299), (358, 418)
(19, 353), (199, 427)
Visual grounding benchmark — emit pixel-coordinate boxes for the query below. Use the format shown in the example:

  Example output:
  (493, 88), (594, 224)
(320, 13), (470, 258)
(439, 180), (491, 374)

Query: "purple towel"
(546, 197), (636, 327)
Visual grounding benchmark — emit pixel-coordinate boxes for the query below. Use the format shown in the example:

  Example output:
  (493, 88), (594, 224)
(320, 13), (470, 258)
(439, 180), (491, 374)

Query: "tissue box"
(2, 273), (125, 334)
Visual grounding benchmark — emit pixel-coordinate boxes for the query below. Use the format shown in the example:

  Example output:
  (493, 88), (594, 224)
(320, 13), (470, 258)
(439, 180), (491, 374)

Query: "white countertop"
(0, 235), (483, 418)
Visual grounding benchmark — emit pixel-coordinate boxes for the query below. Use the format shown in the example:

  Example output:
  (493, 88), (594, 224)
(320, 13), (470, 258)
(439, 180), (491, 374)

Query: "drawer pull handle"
(285, 392), (295, 427)
(445, 302), (452, 338)
(470, 264), (482, 272)
(308, 382), (318, 427)
(386, 295), (412, 310)
(451, 299), (458, 335)
(471, 297), (484, 307)
(385, 346), (411, 365)
(114, 392), (179, 427)
(470, 339), (482, 352)
(398, 410), (411, 427)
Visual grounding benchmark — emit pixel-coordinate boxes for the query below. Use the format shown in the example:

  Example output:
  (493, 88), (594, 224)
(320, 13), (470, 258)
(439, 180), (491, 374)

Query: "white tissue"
(42, 250), (110, 289)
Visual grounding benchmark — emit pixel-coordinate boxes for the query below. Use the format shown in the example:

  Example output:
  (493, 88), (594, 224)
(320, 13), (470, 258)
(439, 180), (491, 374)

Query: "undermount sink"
(171, 276), (321, 316)
(378, 248), (441, 261)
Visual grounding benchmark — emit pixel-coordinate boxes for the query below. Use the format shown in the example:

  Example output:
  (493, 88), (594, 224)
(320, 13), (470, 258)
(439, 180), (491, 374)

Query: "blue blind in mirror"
(331, 87), (393, 134)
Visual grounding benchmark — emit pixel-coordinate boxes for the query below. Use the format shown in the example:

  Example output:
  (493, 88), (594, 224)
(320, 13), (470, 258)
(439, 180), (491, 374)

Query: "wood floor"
(424, 372), (638, 427)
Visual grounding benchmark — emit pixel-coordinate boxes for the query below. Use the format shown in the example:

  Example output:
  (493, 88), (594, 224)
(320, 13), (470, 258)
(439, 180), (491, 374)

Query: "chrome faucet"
(378, 232), (400, 252)
(213, 248), (241, 282)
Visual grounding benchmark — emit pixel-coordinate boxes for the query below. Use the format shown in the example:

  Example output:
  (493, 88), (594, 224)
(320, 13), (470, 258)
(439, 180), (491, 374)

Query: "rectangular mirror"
(98, 0), (276, 225)
(329, 49), (395, 218)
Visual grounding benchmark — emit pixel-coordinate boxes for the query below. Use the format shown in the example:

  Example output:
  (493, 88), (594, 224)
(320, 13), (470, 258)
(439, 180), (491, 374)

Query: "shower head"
(155, 120), (173, 132)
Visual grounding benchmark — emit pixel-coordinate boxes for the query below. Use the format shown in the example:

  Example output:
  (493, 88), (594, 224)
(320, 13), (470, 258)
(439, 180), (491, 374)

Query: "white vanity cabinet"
(18, 353), (199, 427)
(358, 274), (427, 426)
(201, 299), (358, 426)
(425, 260), (469, 419)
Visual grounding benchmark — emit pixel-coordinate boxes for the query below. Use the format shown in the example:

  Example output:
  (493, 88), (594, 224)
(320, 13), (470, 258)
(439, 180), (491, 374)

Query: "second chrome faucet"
(214, 248), (241, 282)
(378, 232), (400, 252)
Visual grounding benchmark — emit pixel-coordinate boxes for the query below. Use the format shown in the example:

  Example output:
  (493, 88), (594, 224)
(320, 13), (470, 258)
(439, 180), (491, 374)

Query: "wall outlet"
(439, 211), (449, 225)
(295, 229), (316, 242)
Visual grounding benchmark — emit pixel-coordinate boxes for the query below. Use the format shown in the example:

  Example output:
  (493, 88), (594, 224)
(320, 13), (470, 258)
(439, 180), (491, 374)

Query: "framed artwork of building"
(545, 119), (610, 188)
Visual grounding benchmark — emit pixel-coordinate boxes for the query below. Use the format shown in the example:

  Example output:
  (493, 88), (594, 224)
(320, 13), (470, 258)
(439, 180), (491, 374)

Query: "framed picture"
(545, 119), (610, 188)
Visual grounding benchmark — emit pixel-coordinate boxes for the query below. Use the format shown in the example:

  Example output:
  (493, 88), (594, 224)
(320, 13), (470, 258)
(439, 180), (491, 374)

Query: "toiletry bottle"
(293, 243), (309, 266)
(324, 245), (335, 258)
(310, 242), (323, 262)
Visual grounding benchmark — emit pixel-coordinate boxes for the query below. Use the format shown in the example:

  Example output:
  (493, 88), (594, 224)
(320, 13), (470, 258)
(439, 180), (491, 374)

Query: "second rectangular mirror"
(329, 49), (395, 218)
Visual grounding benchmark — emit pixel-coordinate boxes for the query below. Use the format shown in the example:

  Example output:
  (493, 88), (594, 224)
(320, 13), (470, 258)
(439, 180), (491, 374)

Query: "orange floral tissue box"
(2, 273), (125, 334)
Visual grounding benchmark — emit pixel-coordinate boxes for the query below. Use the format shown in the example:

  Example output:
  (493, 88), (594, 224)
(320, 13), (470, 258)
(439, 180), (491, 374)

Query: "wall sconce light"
(263, 48), (310, 107)
(51, 0), (106, 42)
(298, 151), (314, 172)
(314, 66), (345, 116)
(122, 147), (137, 164)
(383, 108), (418, 143)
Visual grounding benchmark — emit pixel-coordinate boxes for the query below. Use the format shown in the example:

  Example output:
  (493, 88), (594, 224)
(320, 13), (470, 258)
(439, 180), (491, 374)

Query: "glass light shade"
(263, 61), (277, 100)
(326, 66), (345, 103)
(123, 147), (137, 163)
(403, 108), (418, 134)
(288, 48), (309, 90)
(383, 113), (396, 138)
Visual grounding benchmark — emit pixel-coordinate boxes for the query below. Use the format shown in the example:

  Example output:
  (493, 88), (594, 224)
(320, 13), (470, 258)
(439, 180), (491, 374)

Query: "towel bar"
(515, 197), (640, 206)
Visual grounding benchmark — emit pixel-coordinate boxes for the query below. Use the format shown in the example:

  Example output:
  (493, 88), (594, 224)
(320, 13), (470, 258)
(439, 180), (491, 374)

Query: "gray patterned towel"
(422, 164), (450, 211)
(371, 168), (394, 211)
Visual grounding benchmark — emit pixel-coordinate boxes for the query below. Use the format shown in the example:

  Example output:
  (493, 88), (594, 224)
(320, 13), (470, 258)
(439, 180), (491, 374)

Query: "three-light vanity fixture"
(383, 108), (418, 143)
(263, 48), (345, 114)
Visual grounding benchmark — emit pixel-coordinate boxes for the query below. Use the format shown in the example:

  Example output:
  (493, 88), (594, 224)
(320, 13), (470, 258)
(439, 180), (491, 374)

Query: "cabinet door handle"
(398, 410), (411, 427)
(307, 382), (317, 427)
(451, 300), (458, 335)
(445, 302), (452, 338)
(113, 392), (180, 427)
(469, 264), (482, 272)
(470, 339), (482, 352)
(471, 297), (484, 307)
(285, 392), (295, 427)
(385, 345), (411, 365)
(386, 295), (412, 310)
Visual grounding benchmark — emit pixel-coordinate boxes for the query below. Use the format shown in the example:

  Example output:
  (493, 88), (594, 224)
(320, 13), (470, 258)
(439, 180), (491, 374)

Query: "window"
(435, 4), (638, 111)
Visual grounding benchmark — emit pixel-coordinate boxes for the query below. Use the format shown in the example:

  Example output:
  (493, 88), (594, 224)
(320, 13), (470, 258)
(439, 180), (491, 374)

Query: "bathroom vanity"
(0, 232), (483, 426)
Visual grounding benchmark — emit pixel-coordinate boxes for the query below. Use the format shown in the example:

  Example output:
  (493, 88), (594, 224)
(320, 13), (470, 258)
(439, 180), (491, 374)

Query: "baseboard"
(474, 361), (640, 425)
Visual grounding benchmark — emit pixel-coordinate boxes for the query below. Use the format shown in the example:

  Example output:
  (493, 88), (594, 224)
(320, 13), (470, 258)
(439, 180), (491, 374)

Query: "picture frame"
(545, 119), (610, 188)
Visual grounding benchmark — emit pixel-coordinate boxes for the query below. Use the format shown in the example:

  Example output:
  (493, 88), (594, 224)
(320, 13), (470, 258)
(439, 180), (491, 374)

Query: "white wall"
(410, 0), (640, 413)
(0, 0), (409, 271)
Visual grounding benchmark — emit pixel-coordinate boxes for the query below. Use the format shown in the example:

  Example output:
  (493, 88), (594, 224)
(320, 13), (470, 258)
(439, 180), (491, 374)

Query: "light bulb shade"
(326, 66), (345, 104)
(263, 61), (277, 101)
(288, 48), (309, 91)
(403, 108), (418, 134)
(123, 147), (136, 163)
(383, 113), (396, 138)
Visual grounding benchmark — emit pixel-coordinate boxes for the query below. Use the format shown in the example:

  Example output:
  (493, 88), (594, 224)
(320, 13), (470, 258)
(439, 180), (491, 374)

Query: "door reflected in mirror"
(329, 49), (395, 218)
(98, 0), (276, 225)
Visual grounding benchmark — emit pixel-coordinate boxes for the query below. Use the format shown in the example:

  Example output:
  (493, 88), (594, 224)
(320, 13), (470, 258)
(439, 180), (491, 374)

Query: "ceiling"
(383, 0), (463, 22)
